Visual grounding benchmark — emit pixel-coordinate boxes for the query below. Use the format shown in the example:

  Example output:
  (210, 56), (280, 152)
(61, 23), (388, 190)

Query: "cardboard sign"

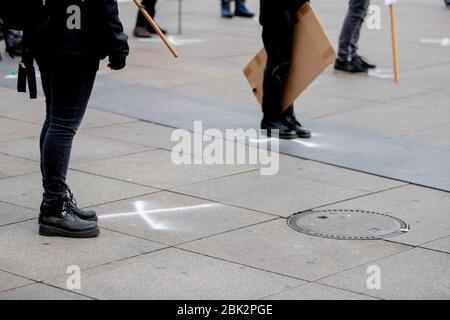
(243, 3), (336, 111)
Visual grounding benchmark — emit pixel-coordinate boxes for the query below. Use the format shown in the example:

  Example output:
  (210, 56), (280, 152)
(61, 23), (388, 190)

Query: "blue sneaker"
(235, 4), (254, 18)
(221, 1), (233, 18)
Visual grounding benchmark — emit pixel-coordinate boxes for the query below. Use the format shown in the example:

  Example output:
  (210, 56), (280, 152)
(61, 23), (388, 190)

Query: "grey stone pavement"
(0, 0), (449, 300)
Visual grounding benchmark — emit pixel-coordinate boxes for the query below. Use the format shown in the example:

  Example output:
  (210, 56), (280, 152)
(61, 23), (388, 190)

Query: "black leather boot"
(67, 188), (98, 222)
(39, 201), (100, 238)
(261, 116), (298, 140)
(282, 106), (312, 139)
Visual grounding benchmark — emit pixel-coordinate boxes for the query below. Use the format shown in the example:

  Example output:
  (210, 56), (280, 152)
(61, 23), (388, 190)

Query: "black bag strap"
(17, 35), (37, 99)
(15, 0), (49, 100)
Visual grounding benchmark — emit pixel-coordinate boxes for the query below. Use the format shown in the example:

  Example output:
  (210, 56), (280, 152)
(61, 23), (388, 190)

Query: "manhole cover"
(288, 209), (409, 240)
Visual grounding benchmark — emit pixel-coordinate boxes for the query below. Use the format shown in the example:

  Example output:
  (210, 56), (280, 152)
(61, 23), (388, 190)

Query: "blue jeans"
(338, 0), (371, 60)
(40, 70), (96, 204)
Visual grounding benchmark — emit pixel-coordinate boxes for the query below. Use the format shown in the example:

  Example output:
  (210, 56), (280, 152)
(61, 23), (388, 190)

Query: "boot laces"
(286, 112), (302, 127)
(61, 201), (74, 217)
(67, 187), (77, 207)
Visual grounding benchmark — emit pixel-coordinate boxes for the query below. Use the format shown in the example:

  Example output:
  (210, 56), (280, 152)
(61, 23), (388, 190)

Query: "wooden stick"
(389, 4), (399, 82)
(132, 0), (179, 58)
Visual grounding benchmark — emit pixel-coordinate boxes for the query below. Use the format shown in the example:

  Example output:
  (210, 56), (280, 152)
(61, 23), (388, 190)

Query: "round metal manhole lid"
(288, 209), (409, 240)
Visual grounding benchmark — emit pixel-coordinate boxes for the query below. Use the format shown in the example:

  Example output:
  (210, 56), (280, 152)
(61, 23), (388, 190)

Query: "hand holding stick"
(132, 0), (179, 58)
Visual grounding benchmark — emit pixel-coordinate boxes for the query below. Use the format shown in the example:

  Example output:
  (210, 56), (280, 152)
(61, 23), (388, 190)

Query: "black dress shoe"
(133, 26), (152, 38)
(334, 58), (368, 73)
(39, 201), (100, 238)
(261, 117), (298, 140)
(282, 106), (312, 139)
(353, 55), (376, 69)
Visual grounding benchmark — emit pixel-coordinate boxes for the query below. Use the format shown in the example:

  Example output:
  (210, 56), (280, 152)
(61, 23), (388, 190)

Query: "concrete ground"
(0, 0), (449, 300)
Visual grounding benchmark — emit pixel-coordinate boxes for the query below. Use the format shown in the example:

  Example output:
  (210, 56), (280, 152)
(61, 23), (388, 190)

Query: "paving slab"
(172, 170), (367, 217)
(278, 155), (406, 193)
(90, 77), (262, 133)
(263, 283), (377, 300)
(84, 120), (261, 157)
(0, 220), (165, 281)
(78, 108), (137, 130)
(0, 133), (151, 164)
(402, 63), (450, 91)
(0, 201), (36, 227)
(0, 270), (34, 293)
(0, 90), (45, 125)
(0, 171), (158, 210)
(0, 283), (90, 300)
(319, 248), (450, 300)
(303, 76), (433, 104)
(74, 149), (257, 190)
(317, 185), (450, 247)
(421, 237), (450, 254)
(294, 91), (377, 120)
(93, 191), (273, 246)
(48, 248), (305, 300)
(0, 117), (41, 143)
(393, 89), (450, 110)
(110, 65), (225, 90)
(89, 72), (450, 193)
(83, 121), (181, 150)
(180, 219), (410, 281)
(319, 102), (450, 137)
(404, 123), (450, 147)
(361, 40), (450, 74)
(0, 154), (38, 180)
(278, 121), (450, 192)
(0, 87), (136, 129)
(172, 74), (258, 106)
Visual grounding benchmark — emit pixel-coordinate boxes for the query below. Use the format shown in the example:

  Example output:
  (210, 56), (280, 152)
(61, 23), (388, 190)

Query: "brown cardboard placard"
(243, 3), (336, 111)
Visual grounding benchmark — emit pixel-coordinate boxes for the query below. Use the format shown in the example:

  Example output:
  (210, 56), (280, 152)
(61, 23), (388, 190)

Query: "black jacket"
(24, 0), (129, 71)
(260, 0), (309, 25)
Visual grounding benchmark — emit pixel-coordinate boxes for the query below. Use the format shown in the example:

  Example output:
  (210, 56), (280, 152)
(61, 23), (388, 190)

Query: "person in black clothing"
(20, 0), (129, 238)
(259, 0), (311, 139)
(133, 0), (166, 38)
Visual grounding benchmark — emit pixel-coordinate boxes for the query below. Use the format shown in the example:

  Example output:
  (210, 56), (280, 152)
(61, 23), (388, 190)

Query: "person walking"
(335, 0), (376, 73)
(259, 0), (311, 139)
(16, 0), (129, 238)
(133, 0), (167, 38)
(221, 0), (255, 19)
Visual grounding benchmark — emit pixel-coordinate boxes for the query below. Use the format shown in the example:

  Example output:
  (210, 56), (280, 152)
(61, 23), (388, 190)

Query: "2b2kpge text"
(177, 304), (273, 318)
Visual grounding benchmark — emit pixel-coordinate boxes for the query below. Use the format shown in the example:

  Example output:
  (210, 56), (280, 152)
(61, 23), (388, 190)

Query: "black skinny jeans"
(40, 70), (96, 204)
(260, 2), (296, 118)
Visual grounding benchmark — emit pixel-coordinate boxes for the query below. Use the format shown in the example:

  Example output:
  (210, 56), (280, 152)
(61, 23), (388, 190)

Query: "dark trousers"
(40, 70), (96, 204)
(136, 0), (157, 27)
(338, 0), (370, 60)
(260, 2), (296, 118)
(222, 0), (246, 5)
